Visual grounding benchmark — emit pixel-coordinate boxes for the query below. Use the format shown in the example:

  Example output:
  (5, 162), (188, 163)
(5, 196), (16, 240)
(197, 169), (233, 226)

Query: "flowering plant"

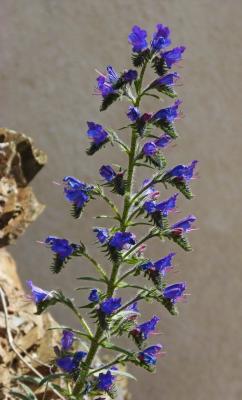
(26, 24), (197, 399)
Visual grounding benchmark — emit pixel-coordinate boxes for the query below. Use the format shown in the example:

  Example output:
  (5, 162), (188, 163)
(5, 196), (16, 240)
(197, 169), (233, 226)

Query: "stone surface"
(0, 1), (241, 399)
(0, 128), (47, 247)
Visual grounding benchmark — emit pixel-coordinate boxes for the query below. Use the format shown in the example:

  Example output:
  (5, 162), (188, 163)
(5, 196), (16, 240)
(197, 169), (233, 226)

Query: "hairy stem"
(73, 62), (148, 398)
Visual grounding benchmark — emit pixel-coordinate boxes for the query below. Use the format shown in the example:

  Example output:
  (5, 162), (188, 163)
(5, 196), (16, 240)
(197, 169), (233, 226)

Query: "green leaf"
(132, 49), (150, 67)
(165, 177), (193, 200)
(100, 92), (120, 111)
(38, 373), (68, 387)
(151, 84), (177, 99)
(111, 369), (137, 381)
(76, 276), (106, 283)
(101, 342), (135, 357)
(144, 153), (167, 170)
(10, 391), (33, 400)
(86, 137), (110, 155)
(152, 56), (168, 76)
(14, 376), (42, 385)
(153, 120), (178, 138)
(11, 382), (37, 400)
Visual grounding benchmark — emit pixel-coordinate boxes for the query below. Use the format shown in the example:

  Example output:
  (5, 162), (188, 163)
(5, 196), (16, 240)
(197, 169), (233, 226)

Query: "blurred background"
(1, 0), (242, 399)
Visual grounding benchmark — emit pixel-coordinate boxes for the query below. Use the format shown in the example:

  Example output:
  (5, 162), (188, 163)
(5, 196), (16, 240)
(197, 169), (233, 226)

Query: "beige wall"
(1, 1), (242, 399)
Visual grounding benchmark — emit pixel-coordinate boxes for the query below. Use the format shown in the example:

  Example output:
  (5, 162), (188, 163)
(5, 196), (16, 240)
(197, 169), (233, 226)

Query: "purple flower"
(93, 227), (109, 244)
(163, 282), (186, 303)
(143, 200), (157, 214)
(44, 236), (74, 259)
(162, 46), (186, 68)
(97, 370), (116, 391)
(151, 72), (180, 88)
(57, 351), (87, 373)
(138, 344), (163, 365)
(96, 66), (119, 97)
(127, 106), (141, 122)
(123, 69), (138, 83)
(151, 24), (171, 51)
(56, 356), (74, 373)
(142, 142), (158, 156)
(155, 134), (172, 148)
(142, 179), (160, 200)
(155, 193), (179, 217)
(61, 330), (74, 351)
(141, 253), (175, 277)
(131, 316), (160, 340)
(152, 100), (182, 124)
(154, 252), (176, 276)
(99, 165), (116, 182)
(109, 231), (136, 251)
(128, 25), (148, 53)
(100, 297), (122, 315)
(172, 215), (196, 233)
(139, 260), (154, 272)
(127, 301), (139, 313)
(88, 288), (100, 303)
(144, 193), (178, 217)
(87, 122), (108, 145)
(63, 176), (92, 209)
(167, 160), (198, 181)
(26, 280), (51, 304)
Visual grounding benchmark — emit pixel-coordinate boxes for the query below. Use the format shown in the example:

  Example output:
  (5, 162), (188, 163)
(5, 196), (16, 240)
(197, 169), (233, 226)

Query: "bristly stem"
(73, 62), (148, 397)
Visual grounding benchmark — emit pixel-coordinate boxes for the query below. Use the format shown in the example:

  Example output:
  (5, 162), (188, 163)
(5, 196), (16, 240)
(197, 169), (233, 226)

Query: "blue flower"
(97, 370), (116, 391)
(155, 134), (172, 148)
(138, 344), (163, 365)
(122, 69), (138, 83)
(172, 215), (196, 233)
(26, 280), (51, 304)
(127, 106), (141, 122)
(163, 282), (186, 303)
(63, 176), (92, 210)
(93, 227), (109, 244)
(45, 236), (74, 260)
(140, 253), (175, 277)
(87, 122), (109, 145)
(100, 297), (122, 315)
(166, 160), (198, 181)
(131, 316), (160, 340)
(99, 165), (116, 182)
(162, 46), (186, 68)
(155, 193), (179, 217)
(142, 179), (160, 200)
(128, 25), (148, 53)
(151, 24), (171, 51)
(96, 66), (119, 97)
(144, 193), (178, 217)
(61, 330), (74, 351)
(154, 252), (176, 276)
(152, 100), (182, 124)
(151, 72), (180, 88)
(142, 142), (158, 156)
(100, 297), (121, 315)
(109, 232), (136, 251)
(127, 301), (139, 313)
(88, 288), (100, 303)
(143, 200), (157, 214)
(56, 351), (87, 373)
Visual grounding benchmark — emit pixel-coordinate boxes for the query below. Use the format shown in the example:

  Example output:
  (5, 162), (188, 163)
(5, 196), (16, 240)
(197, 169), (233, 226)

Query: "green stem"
(73, 61), (148, 398)
(83, 251), (108, 281)
(88, 355), (126, 376)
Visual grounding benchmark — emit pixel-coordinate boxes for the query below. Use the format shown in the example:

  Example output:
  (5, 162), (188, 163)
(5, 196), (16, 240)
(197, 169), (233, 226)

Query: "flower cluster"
(26, 23), (198, 400)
